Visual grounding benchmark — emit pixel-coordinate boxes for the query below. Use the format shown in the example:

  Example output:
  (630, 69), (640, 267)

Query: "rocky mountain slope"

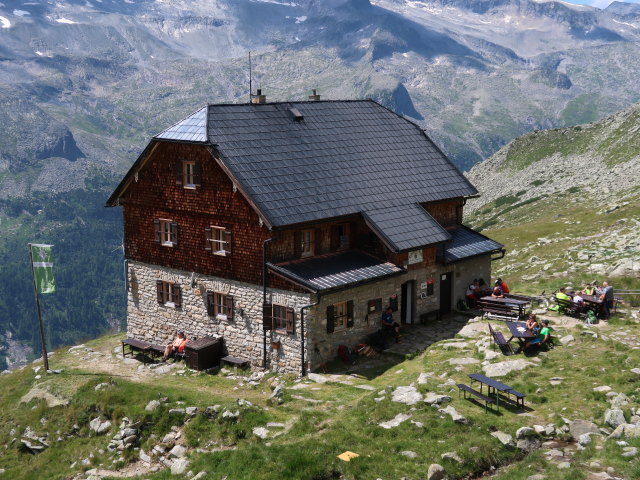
(465, 101), (640, 285)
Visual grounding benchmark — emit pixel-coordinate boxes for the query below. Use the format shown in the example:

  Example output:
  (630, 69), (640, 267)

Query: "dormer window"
(175, 159), (201, 188)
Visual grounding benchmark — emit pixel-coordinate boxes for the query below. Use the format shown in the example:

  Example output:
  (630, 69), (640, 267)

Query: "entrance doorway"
(440, 272), (453, 315)
(401, 280), (415, 324)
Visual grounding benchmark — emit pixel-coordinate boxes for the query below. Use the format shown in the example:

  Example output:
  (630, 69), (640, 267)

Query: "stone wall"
(127, 260), (310, 373)
(306, 254), (494, 371)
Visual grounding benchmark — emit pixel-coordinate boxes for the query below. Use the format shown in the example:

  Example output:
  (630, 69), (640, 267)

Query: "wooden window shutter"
(193, 160), (202, 186)
(225, 295), (234, 321)
(223, 229), (232, 255)
(175, 160), (183, 185)
(330, 225), (339, 251)
(346, 300), (354, 328)
(156, 280), (164, 304)
(170, 222), (178, 246)
(172, 284), (182, 307)
(262, 303), (273, 330)
(294, 231), (302, 258)
(206, 291), (215, 316)
(326, 305), (335, 334)
(154, 219), (161, 243)
(204, 227), (212, 251)
(285, 307), (295, 334)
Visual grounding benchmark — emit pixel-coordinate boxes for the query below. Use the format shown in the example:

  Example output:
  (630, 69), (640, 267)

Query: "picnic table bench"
(468, 373), (526, 410)
(121, 338), (164, 365)
(478, 299), (521, 321)
(457, 383), (496, 412)
(487, 323), (514, 355)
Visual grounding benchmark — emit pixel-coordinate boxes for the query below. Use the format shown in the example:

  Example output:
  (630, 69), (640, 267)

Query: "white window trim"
(210, 226), (228, 256)
(183, 160), (196, 189)
(159, 219), (175, 247)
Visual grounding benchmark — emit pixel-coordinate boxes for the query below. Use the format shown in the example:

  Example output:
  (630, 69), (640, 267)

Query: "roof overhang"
(267, 250), (406, 294)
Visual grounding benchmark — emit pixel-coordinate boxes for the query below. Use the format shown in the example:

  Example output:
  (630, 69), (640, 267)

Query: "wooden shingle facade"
(108, 99), (503, 374)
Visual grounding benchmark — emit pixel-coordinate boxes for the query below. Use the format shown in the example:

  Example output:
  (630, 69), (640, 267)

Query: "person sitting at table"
(465, 279), (481, 306)
(495, 278), (510, 294)
(583, 283), (596, 296)
(381, 307), (400, 343)
(573, 291), (585, 306)
(491, 284), (504, 298)
(163, 331), (188, 361)
(525, 319), (551, 350)
(478, 278), (492, 296)
(525, 313), (540, 334)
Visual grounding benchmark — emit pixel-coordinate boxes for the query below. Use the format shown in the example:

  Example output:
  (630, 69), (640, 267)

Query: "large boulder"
(427, 463), (445, 480)
(491, 431), (515, 448)
(391, 386), (423, 405)
(605, 409), (626, 429)
(569, 420), (600, 440)
(483, 359), (533, 377)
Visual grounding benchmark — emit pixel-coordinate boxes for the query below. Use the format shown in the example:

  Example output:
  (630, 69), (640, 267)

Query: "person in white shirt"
(573, 291), (585, 306)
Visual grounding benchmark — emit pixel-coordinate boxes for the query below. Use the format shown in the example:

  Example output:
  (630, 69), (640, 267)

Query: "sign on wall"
(408, 250), (423, 265)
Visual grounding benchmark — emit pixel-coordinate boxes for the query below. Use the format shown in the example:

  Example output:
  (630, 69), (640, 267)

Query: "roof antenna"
(249, 51), (253, 102)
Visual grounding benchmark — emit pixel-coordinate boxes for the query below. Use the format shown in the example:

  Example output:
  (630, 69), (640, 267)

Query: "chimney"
(252, 88), (267, 104)
(308, 89), (321, 101)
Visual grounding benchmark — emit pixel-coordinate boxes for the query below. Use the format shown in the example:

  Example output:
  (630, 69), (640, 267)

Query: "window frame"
(207, 291), (234, 321)
(182, 160), (196, 189)
(300, 229), (314, 257)
(154, 218), (178, 247)
(205, 225), (231, 256)
(156, 280), (181, 308)
(333, 301), (348, 330)
(263, 303), (295, 334)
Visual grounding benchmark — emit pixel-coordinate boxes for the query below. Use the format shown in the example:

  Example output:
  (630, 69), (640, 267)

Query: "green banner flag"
(31, 244), (55, 294)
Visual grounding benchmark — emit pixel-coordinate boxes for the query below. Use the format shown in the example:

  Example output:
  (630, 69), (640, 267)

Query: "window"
(262, 303), (295, 333)
(154, 219), (178, 247)
(156, 280), (181, 307)
(175, 159), (201, 188)
(301, 229), (314, 257)
(205, 226), (231, 255)
(326, 300), (354, 333)
(206, 292), (234, 320)
(183, 161), (196, 188)
(331, 223), (350, 250)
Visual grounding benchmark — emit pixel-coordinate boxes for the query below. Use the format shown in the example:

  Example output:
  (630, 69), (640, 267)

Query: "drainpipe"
(299, 294), (321, 377)
(262, 237), (273, 370)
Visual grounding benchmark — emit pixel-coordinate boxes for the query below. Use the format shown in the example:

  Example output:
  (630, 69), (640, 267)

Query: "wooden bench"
(121, 338), (165, 365)
(488, 323), (514, 355)
(479, 301), (519, 321)
(221, 355), (250, 369)
(457, 383), (496, 413)
(554, 298), (584, 318)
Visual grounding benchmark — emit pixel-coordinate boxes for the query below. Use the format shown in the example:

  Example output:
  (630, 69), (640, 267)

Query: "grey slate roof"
(443, 226), (504, 264)
(137, 100), (478, 251)
(268, 251), (405, 293)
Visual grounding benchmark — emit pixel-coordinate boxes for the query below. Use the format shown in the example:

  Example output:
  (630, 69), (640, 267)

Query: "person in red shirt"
(495, 278), (510, 294)
(163, 331), (188, 360)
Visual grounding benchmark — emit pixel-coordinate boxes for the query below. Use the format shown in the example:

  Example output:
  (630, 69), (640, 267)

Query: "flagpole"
(28, 243), (49, 372)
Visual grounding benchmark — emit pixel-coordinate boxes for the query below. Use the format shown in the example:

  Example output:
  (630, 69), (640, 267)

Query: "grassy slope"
(1, 320), (639, 480)
(502, 104), (640, 171)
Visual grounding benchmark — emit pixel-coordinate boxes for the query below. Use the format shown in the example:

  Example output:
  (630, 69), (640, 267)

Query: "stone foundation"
(127, 261), (310, 374)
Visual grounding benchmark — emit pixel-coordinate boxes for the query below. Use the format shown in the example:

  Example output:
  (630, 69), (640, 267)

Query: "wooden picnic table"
(568, 293), (604, 317)
(468, 373), (526, 409)
(480, 296), (530, 318)
(506, 321), (535, 351)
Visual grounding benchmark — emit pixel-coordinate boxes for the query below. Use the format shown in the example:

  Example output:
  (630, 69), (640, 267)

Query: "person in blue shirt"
(381, 307), (400, 343)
